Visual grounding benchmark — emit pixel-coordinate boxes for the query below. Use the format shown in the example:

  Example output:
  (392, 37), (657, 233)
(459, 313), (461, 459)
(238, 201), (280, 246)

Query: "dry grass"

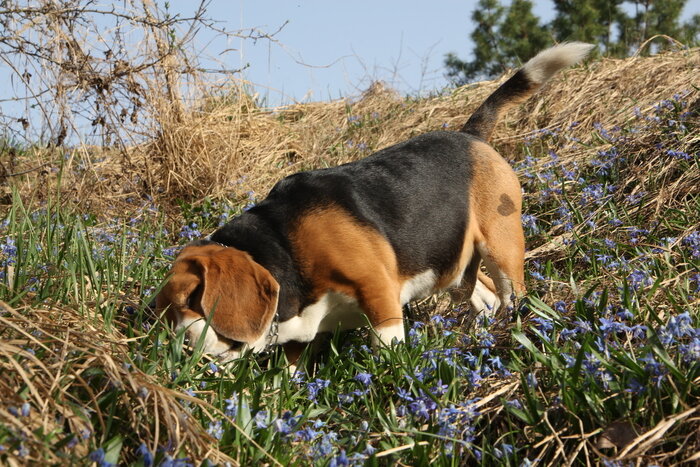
(0, 301), (236, 465)
(8, 46), (695, 221)
(140, 47), (698, 200)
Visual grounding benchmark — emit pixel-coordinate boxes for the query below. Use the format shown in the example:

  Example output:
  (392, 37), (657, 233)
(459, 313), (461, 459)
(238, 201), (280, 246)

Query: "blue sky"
(189, 0), (556, 105)
(177, 0), (698, 106)
(0, 1), (697, 142)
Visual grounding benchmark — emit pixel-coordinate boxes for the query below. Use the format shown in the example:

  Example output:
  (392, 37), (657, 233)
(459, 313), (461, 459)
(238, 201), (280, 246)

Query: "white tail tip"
(523, 42), (594, 84)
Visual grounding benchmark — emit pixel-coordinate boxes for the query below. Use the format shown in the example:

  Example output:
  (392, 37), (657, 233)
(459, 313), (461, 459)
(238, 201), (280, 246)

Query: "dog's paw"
(470, 278), (501, 316)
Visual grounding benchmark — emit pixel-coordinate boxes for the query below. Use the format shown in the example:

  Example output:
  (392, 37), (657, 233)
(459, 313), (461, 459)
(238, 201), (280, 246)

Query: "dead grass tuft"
(0, 301), (236, 465)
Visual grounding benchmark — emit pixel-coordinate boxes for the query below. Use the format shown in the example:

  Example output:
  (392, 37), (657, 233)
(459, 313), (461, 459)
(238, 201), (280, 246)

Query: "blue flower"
(254, 410), (268, 429)
(682, 231), (700, 258)
(495, 442), (514, 459)
(583, 353), (600, 375)
(680, 338), (700, 363)
(354, 372), (373, 387)
(272, 411), (299, 436)
(88, 448), (107, 465)
(521, 214), (540, 235)
(532, 316), (554, 333)
(396, 387), (413, 401)
(625, 378), (645, 394)
(573, 319), (592, 333)
(506, 399), (522, 409)
(178, 223), (201, 241)
(329, 450), (349, 467)
(408, 397), (435, 420)
(206, 420), (223, 440)
(159, 454), (193, 467)
(525, 373), (538, 388)
(306, 378), (331, 402)
(295, 426), (320, 442)
(312, 432), (338, 459)
(627, 269), (653, 290)
(599, 317), (627, 337)
(223, 393), (238, 418)
(137, 443), (153, 467)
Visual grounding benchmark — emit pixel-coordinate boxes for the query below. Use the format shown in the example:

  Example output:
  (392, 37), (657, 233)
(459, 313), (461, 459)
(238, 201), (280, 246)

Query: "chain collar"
(267, 310), (280, 348)
(207, 238), (281, 351)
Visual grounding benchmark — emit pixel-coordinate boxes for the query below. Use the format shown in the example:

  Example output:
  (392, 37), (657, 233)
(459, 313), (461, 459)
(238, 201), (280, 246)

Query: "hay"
(130, 47), (699, 204)
(0, 301), (236, 465)
(5, 47), (698, 224)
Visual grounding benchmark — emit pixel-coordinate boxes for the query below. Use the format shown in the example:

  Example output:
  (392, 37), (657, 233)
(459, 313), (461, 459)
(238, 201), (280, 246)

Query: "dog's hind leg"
(474, 198), (526, 316)
(449, 253), (500, 316)
(470, 142), (527, 316)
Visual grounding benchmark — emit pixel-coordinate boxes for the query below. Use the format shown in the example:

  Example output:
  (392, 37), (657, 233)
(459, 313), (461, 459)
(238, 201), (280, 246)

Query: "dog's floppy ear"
(193, 250), (280, 343)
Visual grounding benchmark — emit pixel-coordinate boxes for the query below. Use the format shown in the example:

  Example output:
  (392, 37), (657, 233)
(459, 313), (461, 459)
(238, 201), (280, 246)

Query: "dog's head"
(156, 243), (280, 360)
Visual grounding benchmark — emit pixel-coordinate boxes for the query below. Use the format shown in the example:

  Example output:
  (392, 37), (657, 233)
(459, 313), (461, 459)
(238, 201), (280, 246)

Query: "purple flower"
(532, 316), (554, 333)
(573, 319), (592, 333)
(272, 411), (299, 435)
(506, 399), (522, 409)
(680, 338), (700, 363)
(178, 223), (200, 241)
(525, 373), (538, 388)
(682, 231), (700, 258)
(559, 328), (578, 341)
(495, 442), (514, 459)
(88, 448), (107, 464)
(522, 214), (540, 235)
(396, 387), (413, 401)
(224, 392), (238, 418)
(312, 432), (338, 459)
(625, 378), (645, 394)
(159, 454), (193, 467)
(354, 372), (373, 387)
(254, 410), (268, 429)
(599, 317), (627, 337)
(206, 420), (223, 440)
(295, 426), (320, 442)
(627, 269), (653, 290)
(137, 443), (153, 467)
(306, 378), (331, 402)
(329, 450), (349, 467)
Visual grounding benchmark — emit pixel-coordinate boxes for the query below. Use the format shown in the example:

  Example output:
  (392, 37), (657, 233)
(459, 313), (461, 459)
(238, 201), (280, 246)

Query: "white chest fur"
(277, 291), (368, 343)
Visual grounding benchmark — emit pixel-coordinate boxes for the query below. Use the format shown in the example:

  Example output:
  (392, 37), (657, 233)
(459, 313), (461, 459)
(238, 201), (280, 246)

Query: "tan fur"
(470, 141), (526, 298)
(290, 207), (403, 331)
(157, 244), (279, 343)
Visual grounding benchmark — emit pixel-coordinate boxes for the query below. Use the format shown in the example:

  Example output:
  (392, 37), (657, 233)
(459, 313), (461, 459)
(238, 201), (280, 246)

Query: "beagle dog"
(157, 43), (593, 364)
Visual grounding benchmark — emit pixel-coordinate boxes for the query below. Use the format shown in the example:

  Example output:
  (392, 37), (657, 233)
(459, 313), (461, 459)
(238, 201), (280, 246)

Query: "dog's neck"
(205, 207), (307, 324)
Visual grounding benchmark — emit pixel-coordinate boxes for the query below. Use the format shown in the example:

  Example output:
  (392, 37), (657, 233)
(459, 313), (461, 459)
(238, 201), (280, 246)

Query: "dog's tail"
(461, 42), (594, 141)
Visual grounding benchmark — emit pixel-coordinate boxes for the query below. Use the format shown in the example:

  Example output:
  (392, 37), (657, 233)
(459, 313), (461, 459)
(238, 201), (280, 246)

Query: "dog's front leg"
(358, 282), (405, 348)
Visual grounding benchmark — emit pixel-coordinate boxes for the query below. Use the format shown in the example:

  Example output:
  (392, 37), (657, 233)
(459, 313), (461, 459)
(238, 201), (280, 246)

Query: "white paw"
(371, 321), (405, 348)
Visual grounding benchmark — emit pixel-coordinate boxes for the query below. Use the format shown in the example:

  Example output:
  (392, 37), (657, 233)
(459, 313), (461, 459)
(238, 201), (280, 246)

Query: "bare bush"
(0, 1), (278, 148)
